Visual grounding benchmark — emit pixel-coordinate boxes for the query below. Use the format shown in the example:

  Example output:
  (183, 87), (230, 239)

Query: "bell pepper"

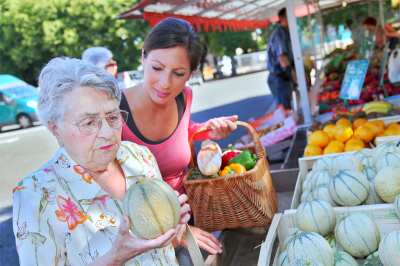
(228, 150), (257, 171)
(220, 144), (242, 170)
(220, 164), (246, 176)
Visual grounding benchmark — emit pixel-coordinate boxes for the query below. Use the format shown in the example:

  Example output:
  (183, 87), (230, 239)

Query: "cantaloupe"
(286, 231), (334, 266)
(372, 142), (400, 166)
(281, 233), (296, 252)
(310, 170), (330, 189)
(364, 166), (377, 179)
(395, 194), (400, 219)
(375, 152), (400, 172)
(296, 198), (336, 236)
(312, 157), (333, 174)
(301, 188), (313, 203)
(360, 155), (373, 167)
(333, 251), (359, 266)
(306, 171), (314, 180)
(122, 178), (180, 239)
(378, 231), (400, 266)
(355, 148), (373, 160)
(363, 178), (384, 205)
(287, 259), (324, 266)
(325, 232), (343, 253)
(312, 183), (338, 207)
(374, 166), (400, 203)
(330, 154), (363, 175)
(335, 213), (380, 257)
(328, 169), (370, 206)
(364, 251), (383, 266)
(302, 178), (313, 192)
(277, 250), (289, 266)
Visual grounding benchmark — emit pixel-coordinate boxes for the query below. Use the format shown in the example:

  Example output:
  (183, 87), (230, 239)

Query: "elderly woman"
(12, 57), (190, 266)
(82, 47), (118, 78)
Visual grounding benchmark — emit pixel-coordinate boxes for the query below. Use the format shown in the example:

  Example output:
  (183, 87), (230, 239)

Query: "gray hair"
(38, 57), (121, 130)
(82, 47), (113, 68)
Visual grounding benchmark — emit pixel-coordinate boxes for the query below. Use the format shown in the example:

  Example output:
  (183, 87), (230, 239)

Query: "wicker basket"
(182, 121), (278, 232)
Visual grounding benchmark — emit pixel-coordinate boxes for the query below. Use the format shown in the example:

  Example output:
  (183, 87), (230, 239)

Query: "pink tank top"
(121, 86), (209, 195)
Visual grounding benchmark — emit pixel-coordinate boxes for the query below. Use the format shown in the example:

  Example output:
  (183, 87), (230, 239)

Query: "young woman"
(120, 18), (238, 264)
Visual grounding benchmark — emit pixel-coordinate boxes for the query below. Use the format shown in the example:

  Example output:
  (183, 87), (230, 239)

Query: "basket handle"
(188, 121), (264, 169)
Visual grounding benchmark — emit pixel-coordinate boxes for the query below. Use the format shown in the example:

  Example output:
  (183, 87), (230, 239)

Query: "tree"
(0, 0), (150, 85)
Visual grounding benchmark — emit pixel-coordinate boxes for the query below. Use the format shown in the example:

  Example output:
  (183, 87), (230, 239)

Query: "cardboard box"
(247, 108), (286, 133)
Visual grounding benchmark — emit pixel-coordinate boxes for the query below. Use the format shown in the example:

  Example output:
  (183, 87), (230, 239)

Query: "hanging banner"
(339, 60), (370, 100)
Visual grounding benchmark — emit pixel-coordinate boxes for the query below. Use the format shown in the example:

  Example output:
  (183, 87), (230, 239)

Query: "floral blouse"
(13, 141), (179, 266)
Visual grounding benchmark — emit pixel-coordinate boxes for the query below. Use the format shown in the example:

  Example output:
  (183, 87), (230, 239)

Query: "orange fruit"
(304, 144), (323, 157)
(384, 128), (400, 136)
(323, 124), (336, 135)
(344, 139), (365, 152)
(324, 144), (343, 155)
(363, 121), (384, 137)
(354, 126), (374, 143)
(353, 118), (367, 130)
(372, 120), (385, 131)
(387, 122), (400, 130)
(329, 140), (345, 150)
(333, 125), (353, 143)
(309, 130), (331, 148)
(336, 118), (351, 127)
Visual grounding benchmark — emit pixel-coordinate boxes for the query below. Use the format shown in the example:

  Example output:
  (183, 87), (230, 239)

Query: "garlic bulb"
(197, 140), (222, 176)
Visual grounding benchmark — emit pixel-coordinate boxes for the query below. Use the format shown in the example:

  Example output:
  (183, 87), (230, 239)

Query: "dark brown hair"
(278, 8), (286, 19)
(362, 16), (377, 26)
(143, 17), (203, 72)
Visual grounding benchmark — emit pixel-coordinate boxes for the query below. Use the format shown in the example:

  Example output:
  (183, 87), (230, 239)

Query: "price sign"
(339, 60), (370, 100)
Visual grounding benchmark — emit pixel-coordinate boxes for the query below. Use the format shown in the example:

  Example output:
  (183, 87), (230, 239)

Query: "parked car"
(117, 71), (142, 89)
(0, 75), (40, 130)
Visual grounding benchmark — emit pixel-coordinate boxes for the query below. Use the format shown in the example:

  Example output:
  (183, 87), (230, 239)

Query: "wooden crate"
(290, 151), (356, 210)
(258, 204), (400, 266)
(375, 135), (400, 146)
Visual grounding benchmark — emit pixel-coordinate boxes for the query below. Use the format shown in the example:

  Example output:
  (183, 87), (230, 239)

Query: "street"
(0, 71), (272, 265)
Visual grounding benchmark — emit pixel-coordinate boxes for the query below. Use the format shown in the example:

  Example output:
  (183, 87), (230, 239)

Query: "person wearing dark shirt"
(266, 8), (298, 109)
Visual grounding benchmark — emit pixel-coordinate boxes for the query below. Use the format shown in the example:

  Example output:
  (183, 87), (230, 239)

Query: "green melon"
(375, 152), (400, 172)
(364, 166), (377, 179)
(363, 178), (384, 205)
(330, 154), (363, 175)
(277, 250), (289, 266)
(355, 148), (373, 160)
(360, 155), (374, 167)
(310, 170), (331, 190)
(395, 194), (400, 219)
(122, 178), (180, 239)
(333, 251), (358, 266)
(328, 169), (370, 206)
(306, 171), (314, 180)
(372, 142), (400, 166)
(301, 188), (313, 203)
(281, 233), (296, 252)
(287, 259), (324, 266)
(312, 183), (338, 207)
(302, 178), (313, 192)
(325, 232), (343, 253)
(374, 166), (400, 203)
(364, 251), (383, 266)
(312, 157), (334, 174)
(335, 213), (380, 257)
(378, 231), (400, 266)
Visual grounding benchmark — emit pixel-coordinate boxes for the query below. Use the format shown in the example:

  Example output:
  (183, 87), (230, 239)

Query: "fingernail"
(219, 243), (222, 247)
(218, 249), (222, 253)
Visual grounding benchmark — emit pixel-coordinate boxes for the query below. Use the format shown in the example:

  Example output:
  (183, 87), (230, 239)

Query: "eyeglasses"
(105, 60), (117, 68)
(65, 110), (129, 135)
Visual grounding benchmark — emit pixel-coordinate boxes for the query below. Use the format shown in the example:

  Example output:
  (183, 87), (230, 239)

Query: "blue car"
(0, 74), (40, 130)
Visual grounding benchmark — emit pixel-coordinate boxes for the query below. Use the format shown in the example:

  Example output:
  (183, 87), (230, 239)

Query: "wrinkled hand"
(180, 226), (222, 255)
(208, 115), (238, 140)
(172, 192), (191, 247)
(101, 215), (181, 266)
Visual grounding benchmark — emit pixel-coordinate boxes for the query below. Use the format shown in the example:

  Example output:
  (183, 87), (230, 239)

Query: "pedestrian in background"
(362, 16), (400, 51)
(82, 47), (118, 78)
(266, 8), (298, 110)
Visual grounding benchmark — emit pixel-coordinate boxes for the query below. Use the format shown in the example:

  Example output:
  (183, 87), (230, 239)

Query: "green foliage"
(0, 0), (150, 85)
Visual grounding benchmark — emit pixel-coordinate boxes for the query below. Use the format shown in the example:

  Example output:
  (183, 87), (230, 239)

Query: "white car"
(117, 71), (142, 89)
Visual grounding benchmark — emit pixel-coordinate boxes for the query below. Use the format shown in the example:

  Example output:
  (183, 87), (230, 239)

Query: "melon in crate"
(364, 251), (383, 266)
(310, 169), (331, 189)
(360, 155), (374, 167)
(286, 231), (334, 266)
(374, 166), (400, 203)
(296, 198), (336, 236)
(372, 141), (400, 166)
(378, 231), (400, 266)
(312, 157), (334, 174)
(281, 233), (296, 252)
(363, 178), (384, 205)
(287, 259), (324, 266)
(301, 188), (313, 203)
(277, 250), (289, 266)
(312, 183), (338, 207)
(395, 194), (400, 219)
(330, 154), (363, 175)
(302, 178), (313, 192)
(328, 169), (370, 206)
(306, 171), (314, 180)
(325, 232), (343, 253)
(334, 251), (359, 266)
(375, 152), (400, 172)
(335, 213), (380, 257)
(364, 166), (377, 179)
(122, 178), (181, 239)
(355, 148), (373, 159)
